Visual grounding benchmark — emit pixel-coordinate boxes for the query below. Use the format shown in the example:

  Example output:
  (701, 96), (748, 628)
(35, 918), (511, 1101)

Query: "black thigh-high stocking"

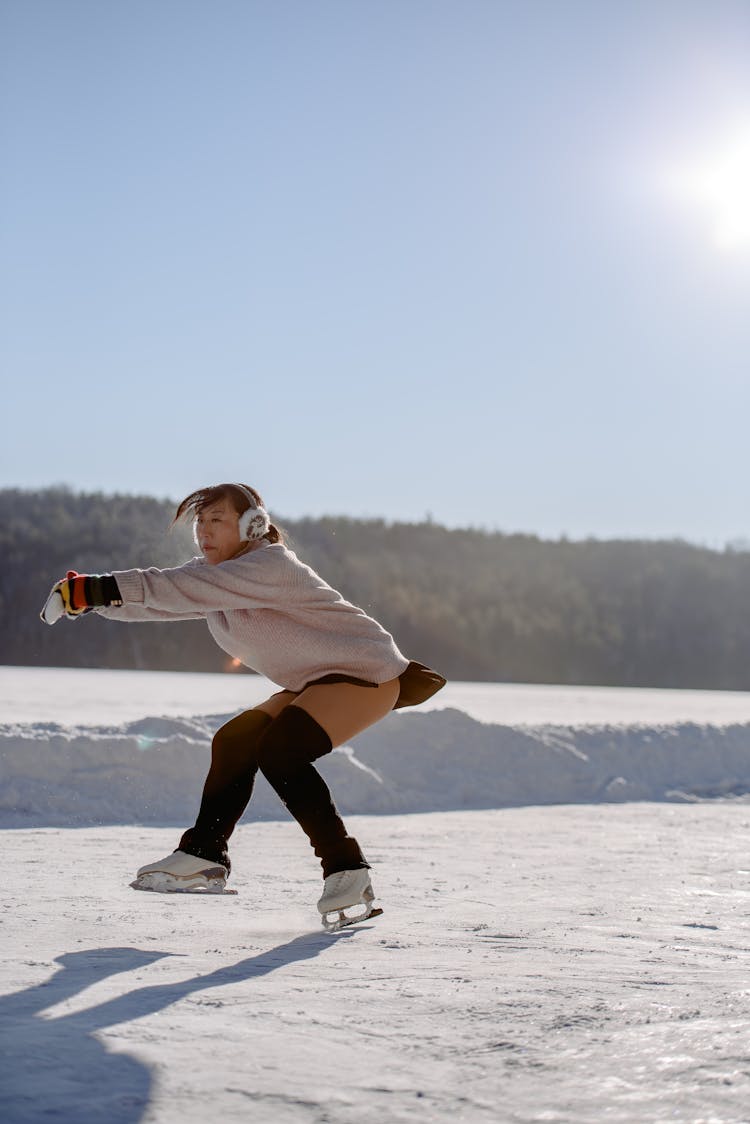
(256, 706), (368, 878)
(178, 709), (273, 870)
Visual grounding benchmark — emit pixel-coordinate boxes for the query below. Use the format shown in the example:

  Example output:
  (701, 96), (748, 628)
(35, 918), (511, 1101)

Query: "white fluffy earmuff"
(234, 484), (271, 541)
(192, 485), (270, 546)
(237, 504), (271, 541)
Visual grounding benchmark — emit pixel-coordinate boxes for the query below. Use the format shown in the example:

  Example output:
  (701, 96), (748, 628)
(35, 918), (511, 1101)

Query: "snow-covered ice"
(5, 665), (750, 726)
(4, 809), (750, 1123)
(2, 667), (750, 1122)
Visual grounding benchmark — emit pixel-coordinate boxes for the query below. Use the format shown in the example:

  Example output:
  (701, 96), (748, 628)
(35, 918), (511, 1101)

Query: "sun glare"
(667, 127), (750, 251)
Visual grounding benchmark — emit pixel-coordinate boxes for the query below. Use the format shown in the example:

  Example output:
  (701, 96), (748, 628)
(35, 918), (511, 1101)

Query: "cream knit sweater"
(98, 542), (410, 692)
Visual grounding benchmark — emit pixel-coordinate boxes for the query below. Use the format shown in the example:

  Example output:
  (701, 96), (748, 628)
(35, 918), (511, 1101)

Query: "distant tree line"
(2, 486), (750, 690)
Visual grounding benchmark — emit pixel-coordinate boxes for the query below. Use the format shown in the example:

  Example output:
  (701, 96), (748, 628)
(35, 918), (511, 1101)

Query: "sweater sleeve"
(110, 546), (293, 615)
(95, 601), (206, 622)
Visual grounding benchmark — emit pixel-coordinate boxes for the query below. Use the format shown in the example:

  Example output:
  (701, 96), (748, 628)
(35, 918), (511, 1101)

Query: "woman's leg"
(177, 691), (297, 869)
(256, 679), (400, 877)
(290, 678), (401, 746)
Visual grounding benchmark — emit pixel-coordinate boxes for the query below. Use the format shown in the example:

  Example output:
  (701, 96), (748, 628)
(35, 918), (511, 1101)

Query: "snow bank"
(2, 707), (750, 828)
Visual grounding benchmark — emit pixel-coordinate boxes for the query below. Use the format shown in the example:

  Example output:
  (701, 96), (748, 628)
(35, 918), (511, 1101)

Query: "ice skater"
(41, 483), (445, 929)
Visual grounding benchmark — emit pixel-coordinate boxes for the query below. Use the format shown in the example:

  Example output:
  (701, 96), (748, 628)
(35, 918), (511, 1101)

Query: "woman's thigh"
(252, 689), (299, 720)
(290, 678), (401, 747)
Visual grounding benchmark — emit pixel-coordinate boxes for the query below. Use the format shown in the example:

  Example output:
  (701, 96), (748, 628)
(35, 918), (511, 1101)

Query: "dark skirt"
(393, 661), (447, 709)
(304, 661), (446, 710)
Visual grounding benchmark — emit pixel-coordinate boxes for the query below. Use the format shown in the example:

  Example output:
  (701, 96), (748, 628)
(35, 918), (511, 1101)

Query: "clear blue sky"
(2, 0), (749, 544)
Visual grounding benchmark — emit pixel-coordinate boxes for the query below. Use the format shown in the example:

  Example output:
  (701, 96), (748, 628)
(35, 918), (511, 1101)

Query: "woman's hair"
(173, 483), (285, 544)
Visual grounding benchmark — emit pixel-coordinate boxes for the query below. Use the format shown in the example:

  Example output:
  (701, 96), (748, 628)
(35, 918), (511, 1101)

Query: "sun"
(667, 127), (750, 251)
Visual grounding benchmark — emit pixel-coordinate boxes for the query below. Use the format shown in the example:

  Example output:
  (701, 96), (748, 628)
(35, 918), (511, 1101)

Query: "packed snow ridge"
(2, 708), (750, 828)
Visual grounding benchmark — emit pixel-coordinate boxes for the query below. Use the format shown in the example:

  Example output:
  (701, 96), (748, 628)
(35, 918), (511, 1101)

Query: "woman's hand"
(40, 571), (123, 624)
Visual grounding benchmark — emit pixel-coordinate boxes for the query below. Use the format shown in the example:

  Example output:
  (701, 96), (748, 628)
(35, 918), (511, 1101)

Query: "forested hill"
(2, 487), (749, 690)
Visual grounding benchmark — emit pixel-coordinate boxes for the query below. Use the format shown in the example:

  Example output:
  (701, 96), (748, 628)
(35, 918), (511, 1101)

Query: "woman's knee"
(211, 708), (273, 768)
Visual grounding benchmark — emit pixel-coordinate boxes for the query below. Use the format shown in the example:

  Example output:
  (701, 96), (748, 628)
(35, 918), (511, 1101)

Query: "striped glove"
(40, 571), (123, 624)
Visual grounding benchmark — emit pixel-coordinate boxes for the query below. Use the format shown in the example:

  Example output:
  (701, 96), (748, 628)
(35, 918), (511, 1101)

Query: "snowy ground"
(3, 668), (750, 1123)
(3, 807), (750, 1124)
(4, 666), (750, 726)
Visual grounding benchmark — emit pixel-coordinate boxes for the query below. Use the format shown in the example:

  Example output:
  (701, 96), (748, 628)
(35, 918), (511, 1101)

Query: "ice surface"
(5, 666), (750, 725)
(3, 808), (750, 1123)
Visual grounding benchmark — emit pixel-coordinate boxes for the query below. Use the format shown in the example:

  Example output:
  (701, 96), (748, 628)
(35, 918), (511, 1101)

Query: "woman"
(41, 483), (445, 929)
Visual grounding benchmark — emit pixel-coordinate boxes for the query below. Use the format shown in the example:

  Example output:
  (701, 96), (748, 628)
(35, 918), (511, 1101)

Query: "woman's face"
(195, 499), (243, 565)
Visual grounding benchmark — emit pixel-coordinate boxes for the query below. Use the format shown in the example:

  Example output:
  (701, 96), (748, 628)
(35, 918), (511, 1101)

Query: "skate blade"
(322, 905), (383, 933)
(130, 872), (236, 895)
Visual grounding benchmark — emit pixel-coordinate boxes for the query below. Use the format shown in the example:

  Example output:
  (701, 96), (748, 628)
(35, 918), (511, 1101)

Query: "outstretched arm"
(40, 568), (206, 624)
(41, 546), (294, 624)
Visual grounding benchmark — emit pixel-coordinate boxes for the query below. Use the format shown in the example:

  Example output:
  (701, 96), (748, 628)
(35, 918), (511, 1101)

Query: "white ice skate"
(130, 850), (235, 894)
(317, 868), (383, 932)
